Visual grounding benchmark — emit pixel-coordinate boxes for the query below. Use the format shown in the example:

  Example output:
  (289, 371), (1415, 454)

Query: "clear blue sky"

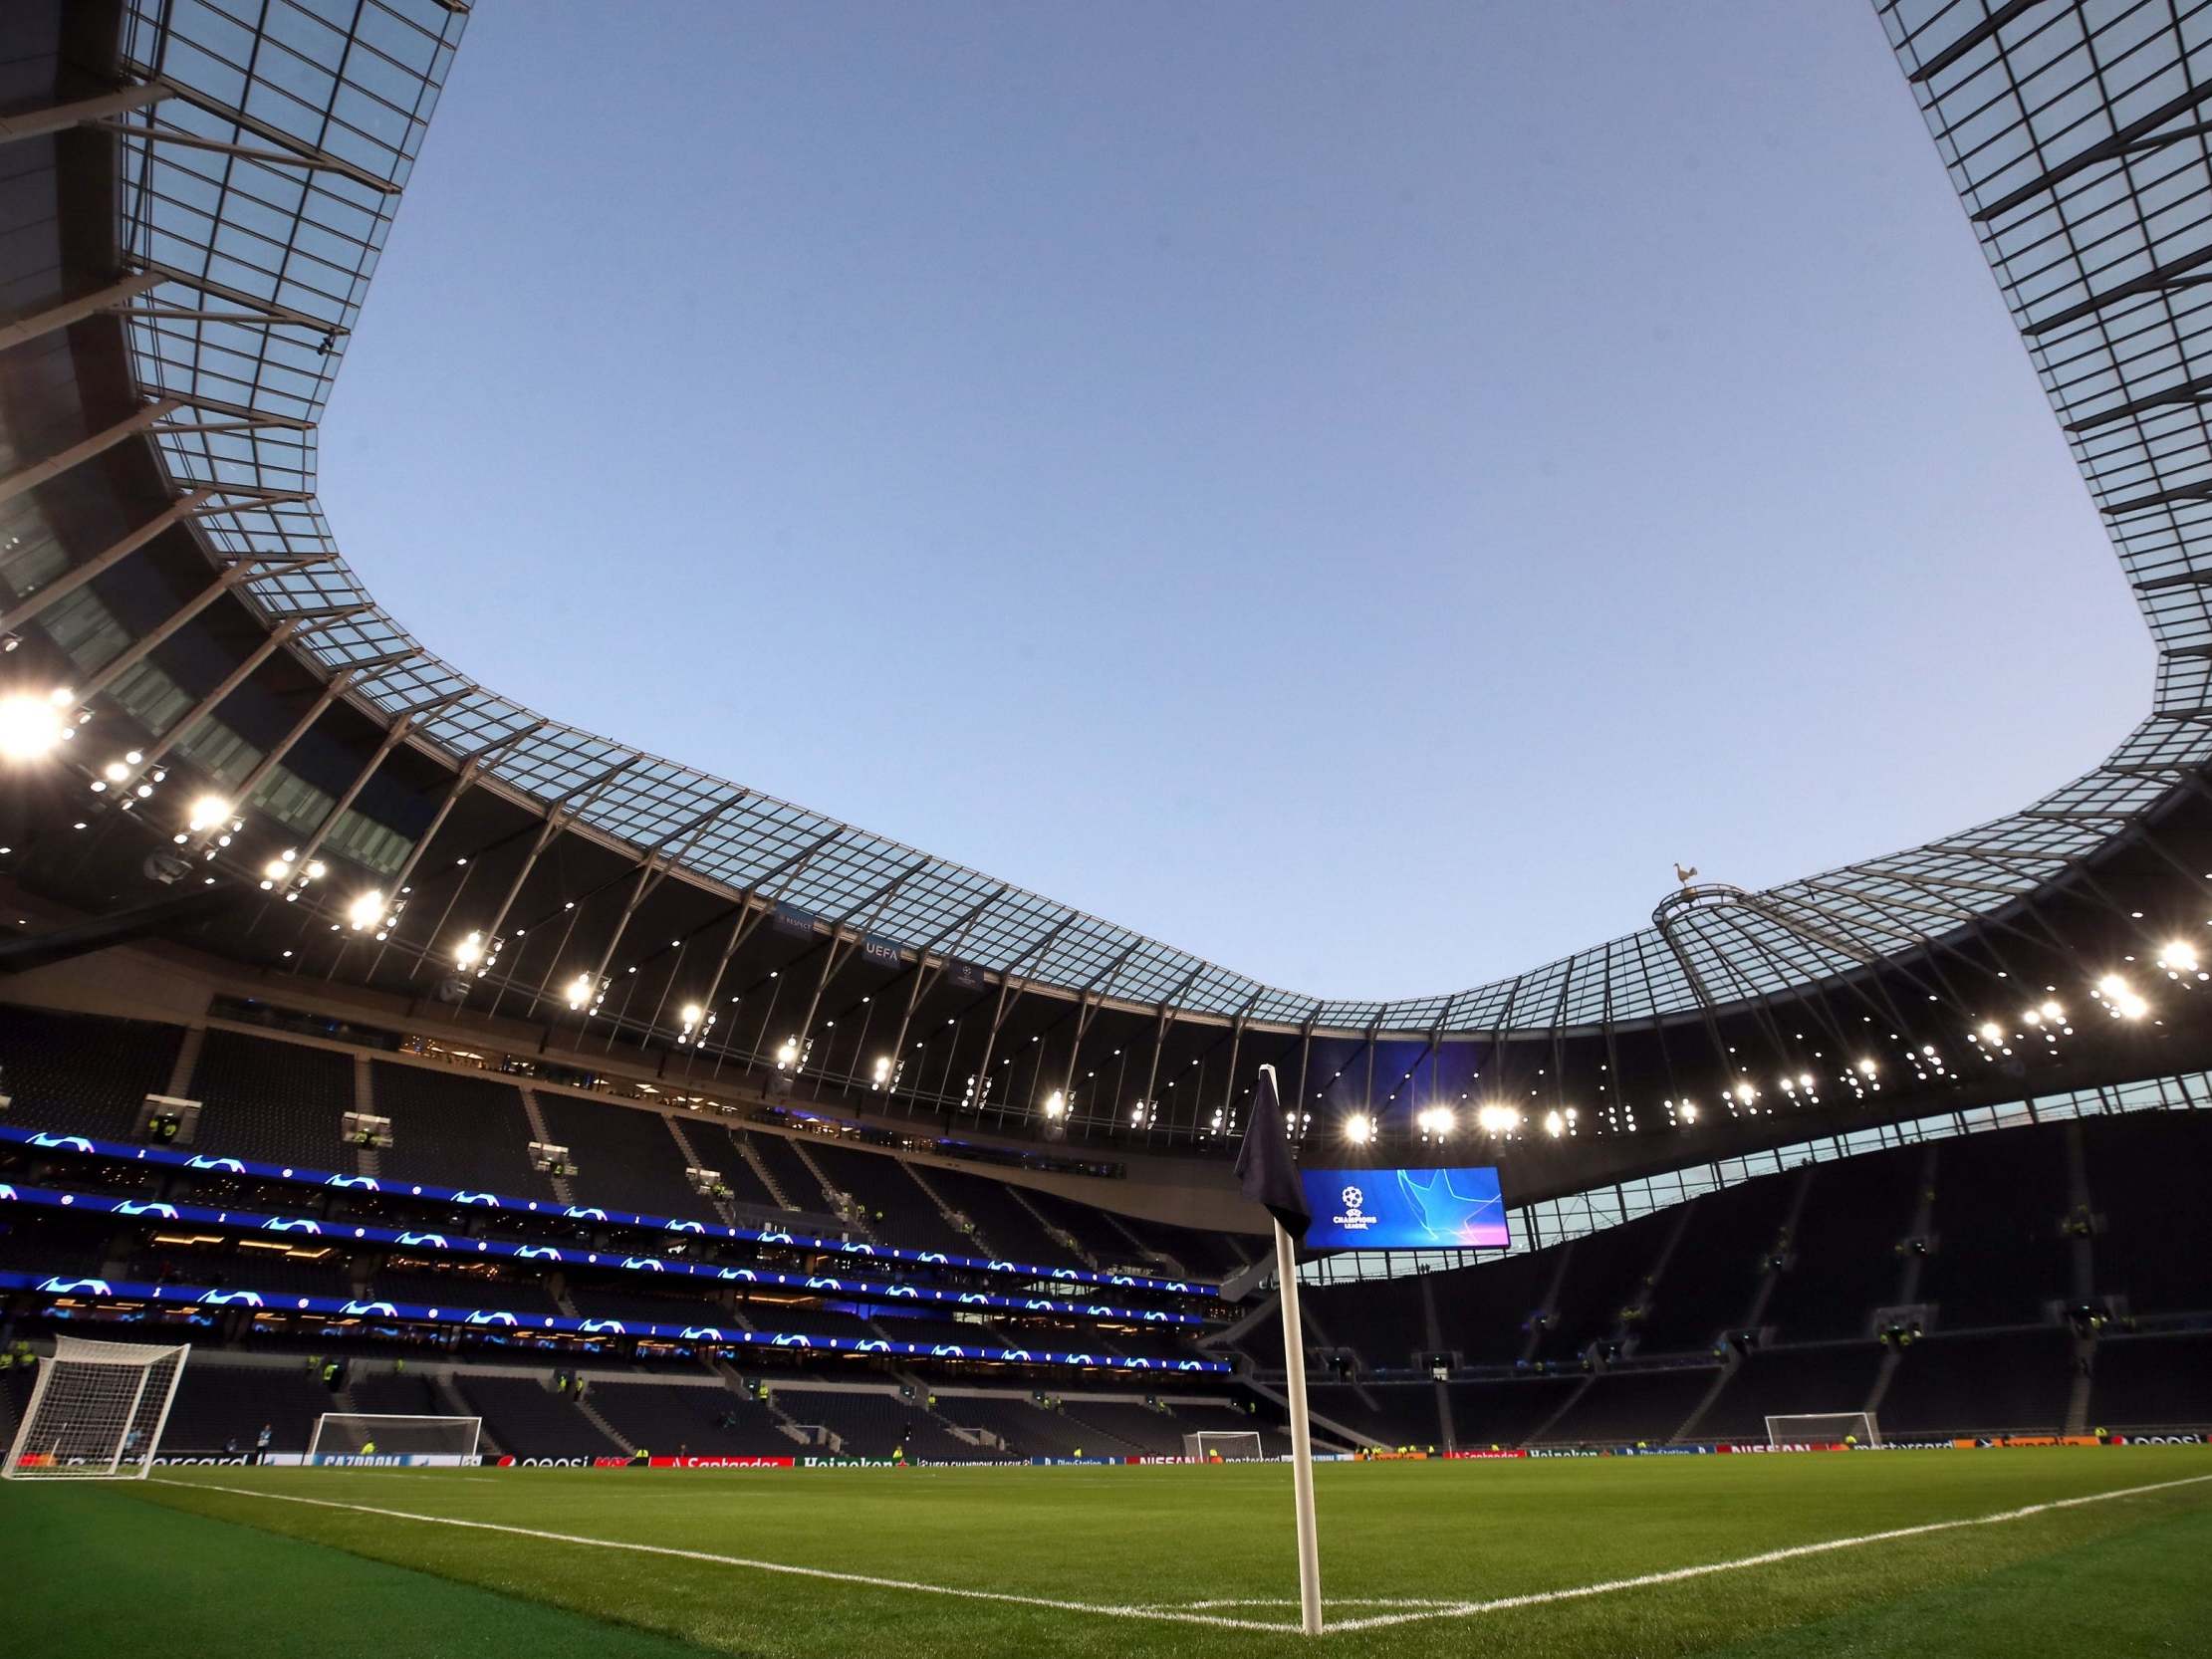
(320, 1), (2148, 1002)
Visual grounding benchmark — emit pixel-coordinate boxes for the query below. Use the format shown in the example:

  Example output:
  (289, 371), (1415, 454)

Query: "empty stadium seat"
(187, 1030), (353, 1168)
(370, 1062), (557, 1200)
(0, 1005), (183, 1138)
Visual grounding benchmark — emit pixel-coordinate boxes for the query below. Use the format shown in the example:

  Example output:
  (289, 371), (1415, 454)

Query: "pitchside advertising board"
(1298, 1166), (1509, 1251)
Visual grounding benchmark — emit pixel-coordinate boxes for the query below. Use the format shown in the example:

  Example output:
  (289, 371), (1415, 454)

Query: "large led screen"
(1298, 1166), (1509, 1250)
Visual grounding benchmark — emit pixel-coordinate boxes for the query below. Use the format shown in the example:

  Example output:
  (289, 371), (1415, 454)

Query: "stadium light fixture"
(775, 1037), (800, 1069)
(186, 794), (231, 833)
(1344, 1113), (1372, 1144)
(565, 973), (596, 1011)
(1679, 1101), (1698, 1124)
(870, 1055), (892, 1089)
(346, 890), (385, 931)
(1543, 1109), (1565, 1138)
(0, 691), (68, 762)
(2157, 940), (2203, 978)
(1043, 1088), (1066, 1119)
(453, 930), (485, 970)
(1476, 1102), (1519, 1134)
(1977, 1022), (2003, 1045)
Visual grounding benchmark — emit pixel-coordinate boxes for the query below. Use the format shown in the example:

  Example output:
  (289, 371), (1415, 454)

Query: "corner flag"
(1235, 1066), (1311, 1240)
(1238, 1064), (1323, 1635)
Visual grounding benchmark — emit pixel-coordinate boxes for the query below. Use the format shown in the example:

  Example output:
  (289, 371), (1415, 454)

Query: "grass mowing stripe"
(147, 1478), (1297, 1634)
(0, 1480), (716, 1659)
(150, 1468), (2212, 1640)
(1321, 1470), (2212, 1633)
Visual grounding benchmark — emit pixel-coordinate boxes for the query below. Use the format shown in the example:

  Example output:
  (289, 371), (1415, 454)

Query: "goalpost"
(3, 1335), (189, 1480)
(1183, 1430), (1265, 1462)
(1765, 1411), (1879, 1448)
(306, 1413), (482, 1467)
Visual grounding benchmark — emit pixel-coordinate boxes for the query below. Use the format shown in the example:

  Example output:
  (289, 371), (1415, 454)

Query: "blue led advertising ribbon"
(0, 1124), (1214, 1296)
(0, 1266), (1231, 1373)
(0, 1179), (1205, 1326)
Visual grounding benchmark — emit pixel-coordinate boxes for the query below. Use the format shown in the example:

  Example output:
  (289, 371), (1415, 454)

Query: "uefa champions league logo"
(1329, 1183), (1377, 1234)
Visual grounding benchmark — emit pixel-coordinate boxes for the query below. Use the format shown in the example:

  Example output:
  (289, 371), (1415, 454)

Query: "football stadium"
(2, 2), (2211, 1654)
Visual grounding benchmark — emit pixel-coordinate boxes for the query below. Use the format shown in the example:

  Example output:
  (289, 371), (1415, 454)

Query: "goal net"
(3, 1335), (189, 1480)
(1765, 1411), (1879, 1448)
(1183, 1430), (1265, 1462)
(306, 1413), (482, 1466)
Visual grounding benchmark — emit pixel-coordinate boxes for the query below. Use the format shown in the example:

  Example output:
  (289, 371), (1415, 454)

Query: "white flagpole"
(1273, 1212), (1324, 1635)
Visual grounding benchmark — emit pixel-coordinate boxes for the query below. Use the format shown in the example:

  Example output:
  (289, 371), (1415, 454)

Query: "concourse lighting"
(1042, 1088), (1066, 1119)
(1344, 1113), (1372, 1145)
(0, 692), (67, 762)
(345, 890), (385, 931)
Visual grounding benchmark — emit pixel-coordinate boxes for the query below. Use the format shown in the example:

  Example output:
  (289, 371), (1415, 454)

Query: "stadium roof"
(44, 0), (2212, 1046)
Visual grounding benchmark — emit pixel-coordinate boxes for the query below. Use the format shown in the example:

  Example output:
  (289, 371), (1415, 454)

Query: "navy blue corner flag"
(1236, 1066), (1312, 1241)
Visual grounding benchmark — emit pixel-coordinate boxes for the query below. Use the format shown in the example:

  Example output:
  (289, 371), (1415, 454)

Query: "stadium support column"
(964, 918), (1073, 1117)
(870, 886), (1006, 1099)
(66, 554), (336, 707)
(673, 829), (847, 1071)
(0, 397), (179, 510)
(218, 650), (415, 819)
(469, 752), (640, 976)
(0, 271), (162, 354)
(572, 797), (740, 1029)
(285, 685), (474, 873)
(372, 719), (545, 981)
(790, 857), (928, 1089)
(1053, 941), (1140, 1114)
(0, 489), (212, 635)
(121, 606), (360, 775)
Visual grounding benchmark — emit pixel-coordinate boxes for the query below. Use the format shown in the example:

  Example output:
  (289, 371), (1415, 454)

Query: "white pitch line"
(143, 1479), (1295, 1633)
(142, 1469), (2212, 1639)
(1322, 1471), (2212, 1634)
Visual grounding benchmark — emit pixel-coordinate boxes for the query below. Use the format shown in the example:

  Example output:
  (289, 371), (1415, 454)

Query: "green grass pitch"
(2, 1449), (2207, 1658)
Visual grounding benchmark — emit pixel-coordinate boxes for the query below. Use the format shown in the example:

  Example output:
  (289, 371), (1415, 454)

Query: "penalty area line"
(143, 1479), (1295, 1633)
(1322, 1471), (2212, 1633)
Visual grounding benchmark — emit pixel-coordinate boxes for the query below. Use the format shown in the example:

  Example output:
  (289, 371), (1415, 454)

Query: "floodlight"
(1344, 1113), (1372, 1145)
(0, 693), (66, 761)
(345, 890), (385, 931)
(1043, 1088), (1066, 1118)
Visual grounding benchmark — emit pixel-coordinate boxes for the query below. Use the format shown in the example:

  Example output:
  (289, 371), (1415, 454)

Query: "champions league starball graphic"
(1297, 1166), (1509, 1250)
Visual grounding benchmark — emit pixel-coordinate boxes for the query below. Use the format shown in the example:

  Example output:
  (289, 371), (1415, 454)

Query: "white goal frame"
(1764, 1411), (1879, 1448)
(1184, 1430), (1265, 1462)
(3, 1335), (189, 1480)
(305, 1412), (482, 1466)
